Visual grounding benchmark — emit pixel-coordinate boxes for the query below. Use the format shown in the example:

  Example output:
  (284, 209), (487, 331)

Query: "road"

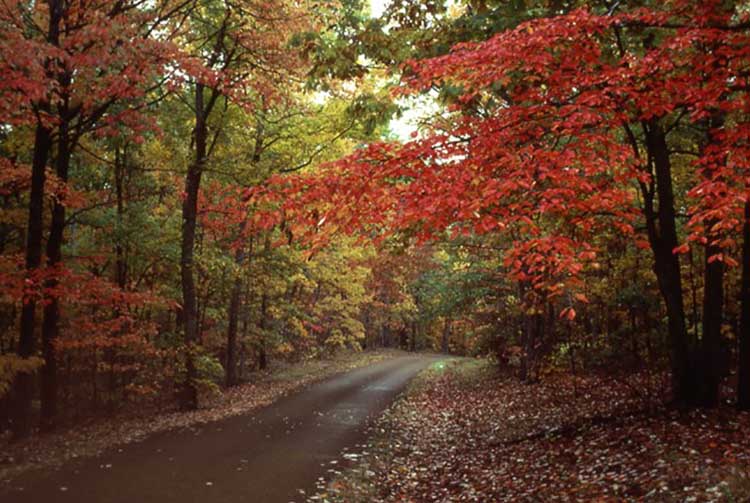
(1, 354), (435, 503)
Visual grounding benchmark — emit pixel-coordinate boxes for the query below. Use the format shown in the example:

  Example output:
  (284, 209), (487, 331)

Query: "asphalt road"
(2, 354), (435, 503)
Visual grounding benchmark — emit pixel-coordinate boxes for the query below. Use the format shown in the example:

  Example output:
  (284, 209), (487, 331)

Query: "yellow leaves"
(0, 355), (44, 398)
(275, 342), (295, 355)
(446, 2), (467, 20)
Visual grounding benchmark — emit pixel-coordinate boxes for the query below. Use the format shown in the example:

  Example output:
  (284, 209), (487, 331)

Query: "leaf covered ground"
(0, 349), (398, 484)
(312, 359), (750, 502)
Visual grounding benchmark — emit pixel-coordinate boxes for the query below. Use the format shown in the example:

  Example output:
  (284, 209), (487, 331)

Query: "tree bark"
(696, 113), (727, 408)
(12, 0), (63, 440)
(441, 318), (451, 354)
(179, 83), (207, 410)
(738, 198), (750, 410)
(226, 115), (264, 386)
(13, 123), (53, 438)
(107, 145), (128, 411)
(114, 146), (128, 291)
(642, 120), (692, 406)
(225, 264), (242, 386)
(40, 108), (71, 430)
(258, 291), (269, 370)
(698, 241), (724, 407)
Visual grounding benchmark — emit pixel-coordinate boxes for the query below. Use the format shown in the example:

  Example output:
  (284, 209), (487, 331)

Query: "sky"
(369, 0), (389, 18)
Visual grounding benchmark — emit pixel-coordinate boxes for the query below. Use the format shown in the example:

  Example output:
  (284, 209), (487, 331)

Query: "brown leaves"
(317, 359), (750, 502)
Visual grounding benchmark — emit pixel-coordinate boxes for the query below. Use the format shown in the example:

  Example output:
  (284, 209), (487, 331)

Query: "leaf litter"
(312, 359), (750, 502)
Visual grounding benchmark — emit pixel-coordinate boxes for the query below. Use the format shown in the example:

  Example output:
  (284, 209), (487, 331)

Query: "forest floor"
(313, 358), (750, 502)
(0, 348), (401, 483)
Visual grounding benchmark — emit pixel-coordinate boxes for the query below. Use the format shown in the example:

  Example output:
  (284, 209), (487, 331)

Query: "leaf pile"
(314, 359), (750, 502)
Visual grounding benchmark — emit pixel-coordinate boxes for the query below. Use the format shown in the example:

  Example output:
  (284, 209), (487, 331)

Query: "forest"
(1, 0), (750, 501)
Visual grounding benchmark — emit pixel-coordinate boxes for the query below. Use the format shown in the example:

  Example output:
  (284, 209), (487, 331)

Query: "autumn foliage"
(1, 0), (750, 455)
(257, 0), (750, 407)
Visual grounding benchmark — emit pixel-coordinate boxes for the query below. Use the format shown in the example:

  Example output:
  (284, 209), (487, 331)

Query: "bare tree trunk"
(257, 291), (269, 370)
(12, 0), (63, 439)
(114, 147), (128, 291)
(107, 145), (128, 411)
(226, 115), (264, 386)
(225, 266), (242, 386)
(180, 83), (207, 410)
(13, 122), (53, 438)
(40, 105), (71, 430)
(738, 199), (750, 410)
(409, 321), (417, 352)
(695, 113), (727, 408)
(642, 120), (692, 406)
(520, 315), (531, 383)
(698, 241), (724, 407)
(441, 318), (451, 354)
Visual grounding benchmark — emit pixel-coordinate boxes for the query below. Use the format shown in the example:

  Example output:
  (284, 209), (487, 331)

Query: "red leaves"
(560, 306), (577, 321)
(574, 293), (589, 304)
(673, 243), (690, 255)
(244, 2), (750, 324)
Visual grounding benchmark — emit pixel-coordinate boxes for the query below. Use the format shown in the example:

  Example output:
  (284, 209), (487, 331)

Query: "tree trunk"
(698, 242), (724, 407)
(642, 120), (691, 406)
(239, 281), (253, 380)
(409, 321), (417, 352)
(180, 83), (207, 410)
(258, 291), (269, 370)
(693, 113), (728, 408)
(519, 314), (531, 382)
(13, 122), (53, 438)
(225, 271), (242, 387)
(107, 146), (128, 411)
(40, 109), (71, 430)
(226, 116), (264, 386)
(114, 146), (128, 291)
(738, 198), (750, 410)
(12, 0), (64, 439)
(441, 318), (451, 354)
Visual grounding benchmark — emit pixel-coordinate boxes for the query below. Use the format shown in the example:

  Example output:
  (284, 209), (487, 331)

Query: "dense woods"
(1, 0), (750, 457)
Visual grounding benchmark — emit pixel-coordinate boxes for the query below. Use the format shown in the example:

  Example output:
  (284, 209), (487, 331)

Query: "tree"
(274, 1), (750, 407)
(172, 0), (312, 408)
(0, 0), (183, 436)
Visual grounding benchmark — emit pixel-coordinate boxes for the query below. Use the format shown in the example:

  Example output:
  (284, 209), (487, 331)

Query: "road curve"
(2, 354), (435, 503)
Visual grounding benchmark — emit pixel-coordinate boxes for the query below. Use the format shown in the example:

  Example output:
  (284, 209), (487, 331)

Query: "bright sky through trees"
(369, 0), (389, 18)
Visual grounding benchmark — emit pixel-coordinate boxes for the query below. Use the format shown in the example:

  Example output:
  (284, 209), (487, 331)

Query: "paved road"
(2, 355), (435, 503)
